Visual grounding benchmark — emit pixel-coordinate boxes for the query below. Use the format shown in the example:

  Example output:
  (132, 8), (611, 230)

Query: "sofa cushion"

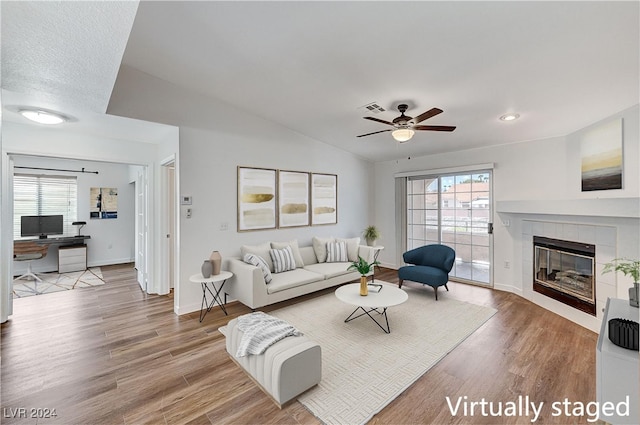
(243, 253), (272, 284)
(303, 262), (353, 279)
(312, 236), (335, 263)
(336, 237), (360, 262)
(270, 246), (297, 273)
(271, 239), (304, 268)
(267, 268), (324, 294)
(326, 241), (348, 263)
(242, 243), (274, 272)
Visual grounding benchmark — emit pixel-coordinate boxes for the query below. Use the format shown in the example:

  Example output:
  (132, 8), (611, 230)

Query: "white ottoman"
(225, 317), (322, 407)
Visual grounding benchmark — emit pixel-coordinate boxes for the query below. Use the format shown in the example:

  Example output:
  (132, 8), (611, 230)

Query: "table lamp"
(72, 221), (86, 237)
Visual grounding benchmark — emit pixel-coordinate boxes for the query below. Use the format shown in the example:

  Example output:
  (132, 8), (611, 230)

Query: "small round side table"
(189, 271), (233, 322)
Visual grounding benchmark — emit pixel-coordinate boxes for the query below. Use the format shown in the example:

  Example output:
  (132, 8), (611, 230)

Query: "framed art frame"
(237, 167), (277, 231)
(278, 170), (310, 228)
(311, 173), (337, 225)
(90, 187), (118, 219)
(580, 118), (623, 191)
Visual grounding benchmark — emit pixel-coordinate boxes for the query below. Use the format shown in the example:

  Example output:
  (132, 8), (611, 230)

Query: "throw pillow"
(326, 241), (348, 263)
(269, 246), (297, 273)
(241, 243), (274, 272)
(243, 253), (273, 284)
(312, 236), (335, 263)
(336, 237), (361, 262)
(270, 239), (304, 267)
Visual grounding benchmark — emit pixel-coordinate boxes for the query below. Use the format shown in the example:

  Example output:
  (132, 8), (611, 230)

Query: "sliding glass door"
(407, 171), (492, 286)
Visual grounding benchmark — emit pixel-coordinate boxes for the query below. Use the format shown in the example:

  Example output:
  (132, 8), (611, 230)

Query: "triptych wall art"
(237, 166), (337, 232)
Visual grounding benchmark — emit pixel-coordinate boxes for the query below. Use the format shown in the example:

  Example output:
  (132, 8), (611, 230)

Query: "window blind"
(13, 174), (78, 239)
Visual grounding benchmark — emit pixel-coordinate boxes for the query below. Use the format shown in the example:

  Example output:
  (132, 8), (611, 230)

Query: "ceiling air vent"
(359, 102), (386, 114)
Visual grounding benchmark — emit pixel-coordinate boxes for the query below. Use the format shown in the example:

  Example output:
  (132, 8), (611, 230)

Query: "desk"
(14, 236), (91, 273)
(189, 271), (233, 322)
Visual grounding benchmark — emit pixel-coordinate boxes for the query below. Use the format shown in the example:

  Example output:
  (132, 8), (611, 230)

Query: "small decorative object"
(210, 251), (222, 275)
(201, 260), (212, 278)
(608, 318), (639, 351)
(363, 225), (381, 246)
(602, 258), (640, 308)
(348, 256), (380, 296)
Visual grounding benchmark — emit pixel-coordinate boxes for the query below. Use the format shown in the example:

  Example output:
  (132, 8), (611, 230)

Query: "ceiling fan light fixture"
(392, 128), (415, 143)
(499, 113), (520, 122)
(19, 108), (68, 125)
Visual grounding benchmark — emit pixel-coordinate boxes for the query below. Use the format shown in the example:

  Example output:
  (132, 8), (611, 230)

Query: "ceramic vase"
(630, 282), (639, 308)
(366, 238), (376, 247)
(359, 275), (368, 296)
(210, 251), (222, 275)
(201, 260), (212, 278)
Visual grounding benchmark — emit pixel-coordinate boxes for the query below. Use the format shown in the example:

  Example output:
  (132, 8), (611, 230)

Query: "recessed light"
(500, 113), (520, 122)
(19, 109), (68, 125)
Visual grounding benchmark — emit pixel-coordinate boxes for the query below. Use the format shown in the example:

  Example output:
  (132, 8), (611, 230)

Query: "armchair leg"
(445, 284), (449, 292)
(398, 279), (403, 288)
(434, 286), (438, 301)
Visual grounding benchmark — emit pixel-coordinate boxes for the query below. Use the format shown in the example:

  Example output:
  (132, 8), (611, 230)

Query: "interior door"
(135, 169), (147, 291)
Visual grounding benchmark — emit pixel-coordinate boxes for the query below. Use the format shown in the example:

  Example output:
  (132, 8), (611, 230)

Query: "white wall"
(373, 104), (639, 328)
(12, 156), (136, 274)
(108, 66), (374, 315)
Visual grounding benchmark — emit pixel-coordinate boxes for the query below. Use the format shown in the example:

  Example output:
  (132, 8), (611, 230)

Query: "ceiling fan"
(357, 104), (456, 143)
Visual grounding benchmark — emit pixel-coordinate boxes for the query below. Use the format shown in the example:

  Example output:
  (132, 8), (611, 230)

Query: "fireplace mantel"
(496, 197), (639, 218)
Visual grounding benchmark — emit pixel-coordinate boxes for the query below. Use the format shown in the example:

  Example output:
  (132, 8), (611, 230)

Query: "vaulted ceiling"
(2, 1), (638, 161)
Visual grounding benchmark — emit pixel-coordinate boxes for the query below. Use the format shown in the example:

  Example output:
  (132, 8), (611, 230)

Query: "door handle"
(487, 223), (493, 234)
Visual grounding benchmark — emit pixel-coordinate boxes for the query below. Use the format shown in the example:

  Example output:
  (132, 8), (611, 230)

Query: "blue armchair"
(398, 244), (455, 300)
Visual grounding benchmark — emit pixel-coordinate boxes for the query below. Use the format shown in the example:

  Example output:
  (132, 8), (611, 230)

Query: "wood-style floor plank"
(1, 264), (598, 424)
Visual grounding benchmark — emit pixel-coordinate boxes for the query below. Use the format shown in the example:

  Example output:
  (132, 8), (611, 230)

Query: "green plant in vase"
(363, 225), (381, 247)
(603, 258), (640, 307)
(348, 256), (380, 296)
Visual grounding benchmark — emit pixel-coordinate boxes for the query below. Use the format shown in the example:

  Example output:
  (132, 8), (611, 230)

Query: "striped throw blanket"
(235, 311), (302, 357)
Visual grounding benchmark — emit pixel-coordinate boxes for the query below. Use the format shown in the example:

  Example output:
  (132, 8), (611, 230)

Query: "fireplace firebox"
(533, 236), (596, 316)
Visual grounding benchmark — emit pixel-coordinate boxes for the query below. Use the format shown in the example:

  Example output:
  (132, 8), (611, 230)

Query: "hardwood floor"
(1, 264), (598, 424)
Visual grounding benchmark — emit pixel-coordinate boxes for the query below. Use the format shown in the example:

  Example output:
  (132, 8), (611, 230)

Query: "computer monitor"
(20, 215), (64, 239)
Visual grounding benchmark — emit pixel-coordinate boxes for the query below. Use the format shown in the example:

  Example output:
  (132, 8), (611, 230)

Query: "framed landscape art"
(278, 170), (310, 228)
(237, 167), (277, 231)
(311, 173), (337, 225)
(580, 118), (623, 191)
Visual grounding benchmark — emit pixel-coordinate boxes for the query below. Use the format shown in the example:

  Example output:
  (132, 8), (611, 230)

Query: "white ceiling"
(2, 1), (639, 162)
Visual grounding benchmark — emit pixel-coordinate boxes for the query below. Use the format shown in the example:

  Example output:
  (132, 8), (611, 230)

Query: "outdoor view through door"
(407, 172), (492, 285)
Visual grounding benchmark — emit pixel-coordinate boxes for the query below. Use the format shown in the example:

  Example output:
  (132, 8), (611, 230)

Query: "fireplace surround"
(533, 236), (596, 315)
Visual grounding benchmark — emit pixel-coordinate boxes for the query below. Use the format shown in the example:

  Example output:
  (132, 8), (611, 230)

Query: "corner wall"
(108, 66), (374, 315)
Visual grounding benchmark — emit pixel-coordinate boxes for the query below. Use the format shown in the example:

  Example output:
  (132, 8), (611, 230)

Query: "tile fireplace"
(533, 236), (596, 316)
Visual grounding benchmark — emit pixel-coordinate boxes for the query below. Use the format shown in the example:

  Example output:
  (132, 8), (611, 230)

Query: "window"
(13, 174), (78, 239)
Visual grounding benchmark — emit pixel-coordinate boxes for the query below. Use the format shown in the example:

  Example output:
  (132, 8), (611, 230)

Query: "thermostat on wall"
(181, 195), (192, 205)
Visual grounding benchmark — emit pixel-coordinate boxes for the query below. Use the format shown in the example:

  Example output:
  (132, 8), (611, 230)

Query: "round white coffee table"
(335, 281), (408, 333)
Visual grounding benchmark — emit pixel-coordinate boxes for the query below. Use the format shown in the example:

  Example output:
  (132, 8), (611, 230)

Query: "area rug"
(12, 267), (105, 298)
(269, 283), (497, 425)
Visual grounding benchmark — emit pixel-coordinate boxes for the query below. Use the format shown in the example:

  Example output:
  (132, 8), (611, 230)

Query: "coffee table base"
(344, 306), (392, 333)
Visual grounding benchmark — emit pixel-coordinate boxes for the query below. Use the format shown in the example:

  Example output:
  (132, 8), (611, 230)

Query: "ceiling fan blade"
(363, 116), (395, 126)
(413, 125), (456, 132)
(413, 108), (443, 124)
(357, 129), (393, 138)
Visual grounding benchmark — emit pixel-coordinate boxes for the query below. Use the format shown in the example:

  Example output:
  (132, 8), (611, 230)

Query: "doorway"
(406, 171), (493, 286)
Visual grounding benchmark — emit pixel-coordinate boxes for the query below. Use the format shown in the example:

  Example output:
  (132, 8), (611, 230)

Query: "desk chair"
(14, 241), (49, 293)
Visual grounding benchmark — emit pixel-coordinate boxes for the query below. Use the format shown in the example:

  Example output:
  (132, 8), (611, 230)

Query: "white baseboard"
(87, 257), (135, 268)
(493, 282), (524, 297)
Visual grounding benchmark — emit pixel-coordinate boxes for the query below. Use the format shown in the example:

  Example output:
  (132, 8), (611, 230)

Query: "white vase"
(629, 282), (639, 308)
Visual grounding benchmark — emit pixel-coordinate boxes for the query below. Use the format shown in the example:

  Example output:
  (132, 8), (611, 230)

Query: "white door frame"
(159, 155), (179, 307)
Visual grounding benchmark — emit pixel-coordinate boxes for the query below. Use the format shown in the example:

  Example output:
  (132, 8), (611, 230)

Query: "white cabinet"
(596, 298), (639, 424)
(58, 245), (87, 273)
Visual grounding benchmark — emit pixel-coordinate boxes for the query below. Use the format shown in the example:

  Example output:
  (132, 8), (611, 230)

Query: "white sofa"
(228, 240), (375, 310)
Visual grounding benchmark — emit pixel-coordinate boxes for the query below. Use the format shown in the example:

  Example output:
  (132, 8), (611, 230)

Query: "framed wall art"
(278, 170), (310, 228)
(311, 173), (337, 225)
(237, 167), (277, 231)
(90, 187), (118, 219)
(581, 118), (623, 191)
